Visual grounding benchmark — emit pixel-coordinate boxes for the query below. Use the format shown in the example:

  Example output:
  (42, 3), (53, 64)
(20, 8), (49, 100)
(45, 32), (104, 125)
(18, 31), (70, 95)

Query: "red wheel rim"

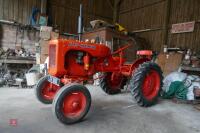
(142, 70), (160, 100)
(41, 82), (59, 100)
(107, 73), (123, 90)
(62, 91), (87, 118)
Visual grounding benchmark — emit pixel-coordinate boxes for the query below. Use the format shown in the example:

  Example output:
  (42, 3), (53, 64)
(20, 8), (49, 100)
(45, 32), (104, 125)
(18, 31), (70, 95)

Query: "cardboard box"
(39, 40), (49, 54)
(41, 47), (48, 54)
(51, 32), (59, 39)
(156, 53), (183, 76)
(36, 53), (41, 64)
(36, 53), (48, 64)
(36, 40), (49, 64)
(40, 54), (48, 63)
(40, 26), (52, 40)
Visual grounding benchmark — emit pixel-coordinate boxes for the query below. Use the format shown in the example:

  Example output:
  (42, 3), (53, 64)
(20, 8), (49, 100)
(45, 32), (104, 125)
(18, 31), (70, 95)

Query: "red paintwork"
(42, 39), (157, 117)
(142, 70), (160, 100)
(46, 39), (156, 101)
(137, 50), (153, 56)
(62, 91), (87, 118)
(83, 54), (90, 70)
(49, 39), (153, 81)
(41, 82), (60, 101)
(48, 39), (110, 77)
(106, 72), (124, 90)
(43, 39), (157, 111)
(48, 39), (151, 81)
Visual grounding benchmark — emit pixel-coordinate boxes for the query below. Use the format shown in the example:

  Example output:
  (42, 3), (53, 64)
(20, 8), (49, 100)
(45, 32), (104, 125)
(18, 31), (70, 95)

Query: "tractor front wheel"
(52, 84), (91, 124)
(35, 75), (60, 104)
(100, 72), (127, 95)
(130, 62), (163, 107)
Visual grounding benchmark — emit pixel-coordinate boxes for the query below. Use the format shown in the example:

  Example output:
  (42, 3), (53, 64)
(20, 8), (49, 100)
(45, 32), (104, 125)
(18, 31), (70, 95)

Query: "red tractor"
(35, 39), (163, 124)
(35, 4), (163, 125)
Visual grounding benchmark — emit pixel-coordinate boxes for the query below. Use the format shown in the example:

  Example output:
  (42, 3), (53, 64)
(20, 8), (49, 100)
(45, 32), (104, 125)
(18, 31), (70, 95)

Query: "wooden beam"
(106, 0), (114, 10)
(47, 2), (113, 20)
(120, 0), (165, 14)
(113, 0), (122, 23)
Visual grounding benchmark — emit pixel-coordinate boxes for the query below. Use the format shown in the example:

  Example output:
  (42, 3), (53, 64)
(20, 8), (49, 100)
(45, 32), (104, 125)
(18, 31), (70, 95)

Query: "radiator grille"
(49, 45), (56, 67)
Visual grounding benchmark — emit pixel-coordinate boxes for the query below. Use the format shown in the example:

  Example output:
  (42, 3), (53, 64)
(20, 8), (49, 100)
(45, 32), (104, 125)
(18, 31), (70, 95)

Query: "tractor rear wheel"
(35, 75), (60, 104)
(130, 62), (163, 107)
(52, 84), (91, 124)
(100, 72), (127, 95)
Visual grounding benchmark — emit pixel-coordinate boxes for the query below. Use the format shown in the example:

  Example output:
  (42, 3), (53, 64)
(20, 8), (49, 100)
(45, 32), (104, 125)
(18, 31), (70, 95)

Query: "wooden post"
(163, 0), (171, 49)
(41, 0), (47, 14)
(113, 0), (122, 23)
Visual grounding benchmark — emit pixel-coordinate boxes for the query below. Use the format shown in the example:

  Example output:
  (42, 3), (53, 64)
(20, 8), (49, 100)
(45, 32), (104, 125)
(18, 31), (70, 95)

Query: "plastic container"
(25, 73), (41, 86)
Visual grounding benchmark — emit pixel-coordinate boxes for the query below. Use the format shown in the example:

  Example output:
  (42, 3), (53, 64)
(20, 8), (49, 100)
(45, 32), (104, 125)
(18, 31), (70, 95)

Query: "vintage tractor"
(35, 39), (163, 124)
(35, 4), (163, 125)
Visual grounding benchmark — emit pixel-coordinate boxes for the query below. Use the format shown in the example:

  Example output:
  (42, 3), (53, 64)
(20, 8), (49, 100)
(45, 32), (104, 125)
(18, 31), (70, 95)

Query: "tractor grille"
(49, 45), (56, 67)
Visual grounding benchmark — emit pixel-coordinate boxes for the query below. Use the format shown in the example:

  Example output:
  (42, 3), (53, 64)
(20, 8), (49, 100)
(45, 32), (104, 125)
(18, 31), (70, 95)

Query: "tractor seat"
(137, 50), (153, 56)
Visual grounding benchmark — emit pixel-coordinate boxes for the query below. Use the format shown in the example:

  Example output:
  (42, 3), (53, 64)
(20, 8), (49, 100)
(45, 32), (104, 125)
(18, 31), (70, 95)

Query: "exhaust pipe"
(78, 4), (83, 41)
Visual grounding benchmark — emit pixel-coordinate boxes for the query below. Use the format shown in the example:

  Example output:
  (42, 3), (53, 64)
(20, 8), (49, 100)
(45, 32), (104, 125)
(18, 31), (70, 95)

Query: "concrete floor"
(0, 85), (200, 133)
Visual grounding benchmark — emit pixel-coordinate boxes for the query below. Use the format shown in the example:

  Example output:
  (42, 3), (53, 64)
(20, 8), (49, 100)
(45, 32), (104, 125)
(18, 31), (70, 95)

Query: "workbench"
(179, 66), (200, 76)
(0, 57), (36, 88)
(179, 66), (200, 72)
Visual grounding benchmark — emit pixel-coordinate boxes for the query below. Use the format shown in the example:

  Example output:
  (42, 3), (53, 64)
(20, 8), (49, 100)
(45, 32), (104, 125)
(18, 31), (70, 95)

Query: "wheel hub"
(142, 70), (160, 100)
(72, 102), (79, 108)
(41, 82), (60, 100)
(62, 91), (87, 117)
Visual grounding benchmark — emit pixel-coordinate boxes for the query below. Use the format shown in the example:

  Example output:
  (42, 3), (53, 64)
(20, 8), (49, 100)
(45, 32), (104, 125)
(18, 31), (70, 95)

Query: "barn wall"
(0, 0), (113, 50)
(1, 0), (199, 52)
(0, 0), (41, 24)
(119, 0), (200, 52)
(47, 0), (114, 33)
(0, 0), (41, 50)
(168, 0), (200, 51)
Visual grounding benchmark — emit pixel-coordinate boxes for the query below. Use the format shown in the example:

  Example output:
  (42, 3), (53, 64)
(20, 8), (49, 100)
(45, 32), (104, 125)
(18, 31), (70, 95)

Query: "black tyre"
(100, 72), (127, 95)
(130, 62), (163, 107)
(35, 75), (60, 104)
(52, 83), (91, 124)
